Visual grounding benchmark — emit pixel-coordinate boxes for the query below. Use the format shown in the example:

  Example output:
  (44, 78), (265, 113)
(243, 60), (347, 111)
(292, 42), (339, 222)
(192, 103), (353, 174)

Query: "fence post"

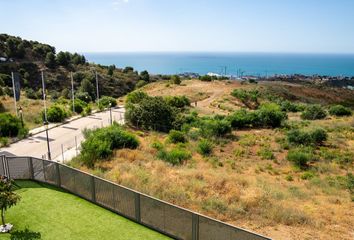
(135, 193), (141, 223)
(29, 157), (34, 180)
(5, 156), (10, 179)
(192, 214), (199, 240)
(91, 176), (96, 202)
(55, 162), (61, 187)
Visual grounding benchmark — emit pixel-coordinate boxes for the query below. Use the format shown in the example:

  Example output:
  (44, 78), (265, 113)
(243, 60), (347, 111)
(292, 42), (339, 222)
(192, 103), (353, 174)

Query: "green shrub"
(171, 75), (181, 85)
(80, 124), (139, 167)
(257, 147), (275, 160)
(256, 103), (287, 128)
(301, 171), (315, 180)
(329, 105), (352, 116)
(99, 96), (117, 109)
(73, 99), (87, 114)
(287, 128), (327, 146)
(165, 96), (190, 108)
(202, 118), (232, 137)
(231, 89), (259, 108)
(280, 100), (302, 112)
(287, 129), (313, 146)
(75, 91), (92, 103)
(151, 141), (164, 150)
(0, 113), (27, 137)
(301, 105), (327, 120)
(228, 103), (286, 129)
(285, 175), (294, 181)
(287, 148), (313, 170)
(0, 137), (9, 147)
(135, 80), (147, 89)
(25, 88), (40, 99)
(126, 91), (148, 104)
(168, 130), (187, 143)
(227, 109), (256, 129)
(199, 75), (213, 82)
(82, 105), (92, 116)
(125, 96), (175, 132)
(157, 148), (191, 165)
(198, 139), (213, 156)
(44, 104), (68, 123)
(310, 128), (328, 145)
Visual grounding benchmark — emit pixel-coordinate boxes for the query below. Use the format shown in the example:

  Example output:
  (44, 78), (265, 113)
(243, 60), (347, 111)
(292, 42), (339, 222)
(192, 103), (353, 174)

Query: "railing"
(0, 155), (271, 240)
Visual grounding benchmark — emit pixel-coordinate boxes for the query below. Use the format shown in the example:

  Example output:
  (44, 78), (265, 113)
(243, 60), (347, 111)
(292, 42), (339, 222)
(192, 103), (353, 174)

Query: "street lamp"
(18, 106), (24, 127)
(109, 102), (112, 125)
(44, 121), (52, 160)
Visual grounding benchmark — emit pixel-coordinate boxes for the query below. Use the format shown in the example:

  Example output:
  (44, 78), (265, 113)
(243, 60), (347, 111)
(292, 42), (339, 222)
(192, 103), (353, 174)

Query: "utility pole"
(71, 72), (75, 113)
(11, 72), (18, 116)
(41, 71), (51, 160)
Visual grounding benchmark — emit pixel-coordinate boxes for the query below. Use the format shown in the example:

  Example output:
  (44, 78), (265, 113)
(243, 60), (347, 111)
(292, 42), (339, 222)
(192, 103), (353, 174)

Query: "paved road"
(0, 107), (125, 162)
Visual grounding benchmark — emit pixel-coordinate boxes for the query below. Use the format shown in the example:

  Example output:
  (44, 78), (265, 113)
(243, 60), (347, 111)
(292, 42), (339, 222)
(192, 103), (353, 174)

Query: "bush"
(0, 113), (27, 137)
(287, 128), (327, 146)
(287, 148), (313, 170)
(165, 96), (190, 108)
(73, 99), (87, 114)
(280, 100), (302, 112)
(135, 80), (147, 89)
(99, 96), (117, 110)
(44, 104), (68, 123)
(125, 96), (175, 132)
(310, 128), (328, 145)
(256, 103), (287, 128)
(329, 105), (352, 116)
(199, 75), (213, 82)
(228, 103), (286, 129)
(231, 89), (259, 109)
(157, 148), (191, 165)
(25, 88), (40, 99)
(301, 105), (327, 120)
(202, 118), (232, 137)
(227, 109), (257, 129)
(168, 130), (187, 143)
(171, 75), (181, 85)
(198, 139), (213, 156)
(80, 124), (139, 167)
(82, 105), (92, 116)
(75, 91), (92, 103)
(126, 91), (148, 104)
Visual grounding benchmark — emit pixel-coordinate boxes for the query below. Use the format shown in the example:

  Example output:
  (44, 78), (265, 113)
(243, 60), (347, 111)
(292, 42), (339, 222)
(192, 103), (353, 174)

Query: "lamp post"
(44, 121), (51, 160)
(109, 102), (112, 125)
(18, 106), (24, 127)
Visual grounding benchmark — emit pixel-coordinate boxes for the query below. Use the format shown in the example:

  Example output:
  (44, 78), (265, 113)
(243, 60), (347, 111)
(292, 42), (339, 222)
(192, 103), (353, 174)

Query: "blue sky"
(1, 0), (354, 53)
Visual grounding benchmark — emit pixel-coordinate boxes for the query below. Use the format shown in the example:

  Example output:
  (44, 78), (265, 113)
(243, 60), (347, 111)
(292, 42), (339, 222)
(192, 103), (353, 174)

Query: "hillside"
(0, 34), (157, 99)
(73, 79), (354, 240)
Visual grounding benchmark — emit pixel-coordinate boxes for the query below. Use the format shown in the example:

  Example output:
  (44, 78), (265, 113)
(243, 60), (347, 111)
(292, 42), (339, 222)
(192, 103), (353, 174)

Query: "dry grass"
(0, 94), (52, 129)
(78, 120), (354, 239)
(78, 80), (354, 240)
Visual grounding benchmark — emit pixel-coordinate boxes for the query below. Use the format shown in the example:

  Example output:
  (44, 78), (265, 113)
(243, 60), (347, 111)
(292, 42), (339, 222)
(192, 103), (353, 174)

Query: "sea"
(84, 52), (354, 77)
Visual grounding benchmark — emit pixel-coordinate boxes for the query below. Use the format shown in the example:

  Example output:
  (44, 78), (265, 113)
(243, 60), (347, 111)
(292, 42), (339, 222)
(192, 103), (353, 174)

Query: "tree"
(44, 52), (56, 68)
(140, 70), (150, 82)
(56, 51), (71, 67)
(79, 78), (95, 99)
(107, 65), (116, 76)
(0, 176), (21, 228)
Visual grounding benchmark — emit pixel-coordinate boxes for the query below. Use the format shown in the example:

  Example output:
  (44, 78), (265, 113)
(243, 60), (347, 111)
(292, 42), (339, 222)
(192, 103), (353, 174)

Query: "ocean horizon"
(84, 52), (354, 77)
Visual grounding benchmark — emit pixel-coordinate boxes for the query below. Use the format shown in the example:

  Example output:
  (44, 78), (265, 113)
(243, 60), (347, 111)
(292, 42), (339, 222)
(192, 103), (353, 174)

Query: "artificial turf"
(0, 180), (170, 240)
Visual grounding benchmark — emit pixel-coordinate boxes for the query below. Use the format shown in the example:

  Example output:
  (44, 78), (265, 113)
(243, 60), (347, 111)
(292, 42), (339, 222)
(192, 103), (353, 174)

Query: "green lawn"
(0, 181), (170, 240)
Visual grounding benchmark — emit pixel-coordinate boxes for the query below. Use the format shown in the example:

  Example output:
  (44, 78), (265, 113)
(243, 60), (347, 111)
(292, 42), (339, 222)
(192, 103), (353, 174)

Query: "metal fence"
(0, 155), (271, 240)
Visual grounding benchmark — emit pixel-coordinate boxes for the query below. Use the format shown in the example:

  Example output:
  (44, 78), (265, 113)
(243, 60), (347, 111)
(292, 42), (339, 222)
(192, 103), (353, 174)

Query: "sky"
(1, 0), (354, 53)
